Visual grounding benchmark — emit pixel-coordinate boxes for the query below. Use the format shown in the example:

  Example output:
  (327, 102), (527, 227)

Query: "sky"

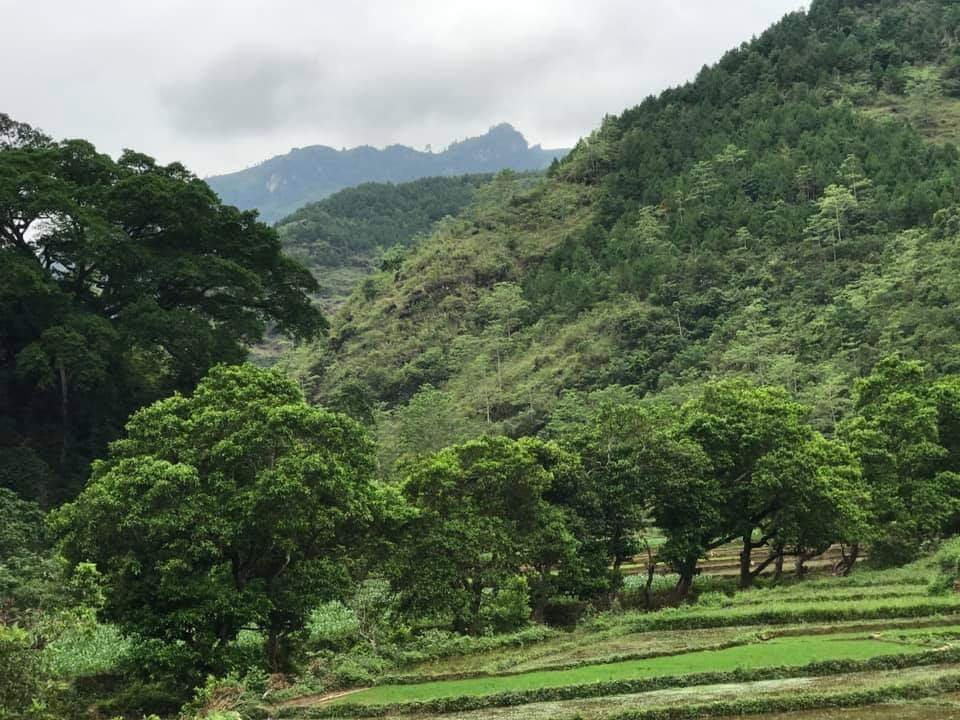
(1, 0), (803, 177)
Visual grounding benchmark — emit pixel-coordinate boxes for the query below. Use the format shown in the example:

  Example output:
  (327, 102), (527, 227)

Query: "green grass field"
(335, 631), (931, 706)
(389, 666), (960, 720)
(273, 548), (960, 720)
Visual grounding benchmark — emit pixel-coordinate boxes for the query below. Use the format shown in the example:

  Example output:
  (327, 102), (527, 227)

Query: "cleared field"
(331, 632), (931, 707)
(394, 617), (960, 680)
(392, 665), (960, 720)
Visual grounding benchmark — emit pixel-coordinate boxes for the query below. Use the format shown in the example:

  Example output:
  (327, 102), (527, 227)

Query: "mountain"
(284, 0), (960, 448)
(275, 174), (501, 311)
(207, 123), (568, 222)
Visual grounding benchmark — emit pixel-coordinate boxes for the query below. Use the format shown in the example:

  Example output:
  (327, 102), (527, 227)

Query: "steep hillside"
(275, 175), (493, 311)
(294, 0), (960, 451)
(208, 123), (567, 222)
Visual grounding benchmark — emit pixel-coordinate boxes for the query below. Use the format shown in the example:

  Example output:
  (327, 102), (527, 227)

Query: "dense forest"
(7, 0), (960, 718)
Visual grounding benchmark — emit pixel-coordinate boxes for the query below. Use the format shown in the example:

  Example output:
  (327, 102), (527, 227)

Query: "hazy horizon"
(2, 0), (802, 176)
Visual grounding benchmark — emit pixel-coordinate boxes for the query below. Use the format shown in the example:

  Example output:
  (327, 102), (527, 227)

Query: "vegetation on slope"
(275, 175), (493, 311)
(304, 0), (960, 452)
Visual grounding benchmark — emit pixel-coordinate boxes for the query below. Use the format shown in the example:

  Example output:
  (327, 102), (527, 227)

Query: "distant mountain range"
(206, 123), (569, 223)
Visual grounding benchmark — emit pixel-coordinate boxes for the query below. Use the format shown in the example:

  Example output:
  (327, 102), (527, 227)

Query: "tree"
(0, 118), (324, 501)
(906, 66), (943, 127)
(54, 364), (379, 675)
(392, 436), (578, 632)
(544, 387), (700, 604)
(804, 184), (858, 263)
(680, 381), (812, 588)
(756, 434), (869, 578)
(839, 355), (960, 565)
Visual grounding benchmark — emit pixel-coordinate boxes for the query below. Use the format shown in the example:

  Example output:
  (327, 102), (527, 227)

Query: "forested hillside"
(208, 123), (567, 222)
(275, 175), (495, 310)
(301, 0), (960, 447)
(12, 1), (960, 718)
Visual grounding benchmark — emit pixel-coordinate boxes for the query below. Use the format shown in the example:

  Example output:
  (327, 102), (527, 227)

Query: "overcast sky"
(2, 1), (803, 177)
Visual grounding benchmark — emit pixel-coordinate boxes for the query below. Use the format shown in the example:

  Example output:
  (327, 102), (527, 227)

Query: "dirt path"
(272, 686), (366, 709)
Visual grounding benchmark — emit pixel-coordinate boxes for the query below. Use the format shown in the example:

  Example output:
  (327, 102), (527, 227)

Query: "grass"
(334, 631), (932, 707)
(45, 621), (130, 677)
(391, 665), (960, 720)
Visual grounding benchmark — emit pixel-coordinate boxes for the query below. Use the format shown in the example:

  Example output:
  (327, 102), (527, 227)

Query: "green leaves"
(393, 436), (577, 633)
(0, 120), (324, 501)
(54, 364), (379, 676)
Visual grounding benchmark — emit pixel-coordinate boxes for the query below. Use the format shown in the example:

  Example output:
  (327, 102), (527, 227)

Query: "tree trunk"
(739, 534), (755, 589)
(835, 543), (860, 577)
(675, 555), (698, 598)
(795, 553), (808, 579)
(532, 569), (549, 623)
(773, 551), (785, 582)
(468, 579), (484, 634)
(57, 359), (69, 468)
(265, 629), (287, 673)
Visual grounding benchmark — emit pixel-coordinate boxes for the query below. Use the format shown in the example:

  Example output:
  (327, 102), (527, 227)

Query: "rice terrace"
(9, 0), (960, 719)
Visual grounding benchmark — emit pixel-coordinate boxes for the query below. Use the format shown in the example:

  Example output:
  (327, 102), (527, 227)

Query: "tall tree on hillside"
(392, 436), (578, 632)
(54, 365), (379, 675)
(840, 355), (960, 566)
(0, 116), (324, 502)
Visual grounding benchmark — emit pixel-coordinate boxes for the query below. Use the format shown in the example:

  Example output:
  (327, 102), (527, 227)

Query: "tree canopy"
(54, 364), (377, 675)
(0, 117), (324, 502)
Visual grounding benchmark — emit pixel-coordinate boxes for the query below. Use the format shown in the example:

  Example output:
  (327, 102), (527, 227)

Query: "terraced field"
(273, 560), (960, 719)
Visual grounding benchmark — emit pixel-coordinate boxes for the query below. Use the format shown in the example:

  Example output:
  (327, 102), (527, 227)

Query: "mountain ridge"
(285, 0), (960, 450)
(207, 123), (568, 222)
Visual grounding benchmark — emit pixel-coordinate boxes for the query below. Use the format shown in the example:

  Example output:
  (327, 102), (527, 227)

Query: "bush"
(693, 591), (733, 608)
(929, 537), (960, 595)
(480, 576), (531, 633)
(0, 625), (47, 720)
(542, 596), (589, 628)
(179, 672), (268, 720)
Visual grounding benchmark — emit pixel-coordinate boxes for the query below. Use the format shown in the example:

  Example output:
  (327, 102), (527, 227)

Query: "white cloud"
(0, 0), (803, 176)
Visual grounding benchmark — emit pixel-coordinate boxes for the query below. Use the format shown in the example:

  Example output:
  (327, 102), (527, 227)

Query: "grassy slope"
(336, 632), (932, 706)
(398, 666), (960, 720)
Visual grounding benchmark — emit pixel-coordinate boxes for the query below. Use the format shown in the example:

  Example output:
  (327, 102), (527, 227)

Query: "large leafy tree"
(677, 380), (867, 588)
(392, 436), (578, 632)
(0, 115), (324, 502)
(54, 365), (377, 674)
(840, 355), (960, 565)
(544, 386), (707, 603)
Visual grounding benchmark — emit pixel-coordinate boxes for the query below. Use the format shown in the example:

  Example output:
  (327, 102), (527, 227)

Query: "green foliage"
(543, 387), (706, 599)
(928, 537), (960, 594)
(0, 118), (324, 502)
(479, 576), (531, 634)
(54, 364), (381, 677)
(840, 355), (960, 564)
(0, 625), (48, 720)
(0, 489), (65, 621)
(277, 176), (489, 307)
(392, 436), (577, 633)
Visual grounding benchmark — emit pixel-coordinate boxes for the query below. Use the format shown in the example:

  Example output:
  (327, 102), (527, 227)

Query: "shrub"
(0, 625), (47, 720)
(542, 596), (590, 628)
(480, 576), (531, 633)
(929, 537), (960, 595)
(179, 672), (268, 720)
